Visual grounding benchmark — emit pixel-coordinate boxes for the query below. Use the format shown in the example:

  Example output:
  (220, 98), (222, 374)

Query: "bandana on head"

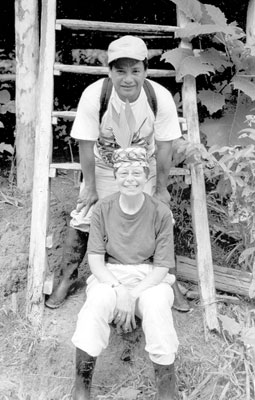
(112, 147), (149, 169)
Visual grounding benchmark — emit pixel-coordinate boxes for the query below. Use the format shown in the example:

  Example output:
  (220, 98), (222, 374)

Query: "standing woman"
(72, 147), (179, 400)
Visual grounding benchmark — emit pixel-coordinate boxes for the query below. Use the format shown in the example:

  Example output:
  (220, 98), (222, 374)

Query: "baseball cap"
(107, 35), (148, 64)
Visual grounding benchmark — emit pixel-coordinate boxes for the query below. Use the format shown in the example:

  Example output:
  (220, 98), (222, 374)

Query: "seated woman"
(71, 147), (179, 400)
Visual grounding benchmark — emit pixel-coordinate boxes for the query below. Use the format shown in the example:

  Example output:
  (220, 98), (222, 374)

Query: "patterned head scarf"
(112, 146), (149, 169)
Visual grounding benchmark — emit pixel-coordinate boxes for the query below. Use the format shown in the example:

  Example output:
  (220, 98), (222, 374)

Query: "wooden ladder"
(26, 0), (219, 333)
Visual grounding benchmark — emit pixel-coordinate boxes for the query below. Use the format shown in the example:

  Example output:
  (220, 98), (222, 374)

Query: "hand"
(76, 186), (98, 214)
(113, 286), (136, 333)
(153, 187), (171, 206)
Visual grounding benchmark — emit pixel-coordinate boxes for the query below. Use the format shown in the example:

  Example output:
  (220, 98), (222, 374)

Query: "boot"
(170, 256), (190, 312)
(153, 362), (175, 400)
(45, 227), (89, 309)
(73, 348), (96, 400)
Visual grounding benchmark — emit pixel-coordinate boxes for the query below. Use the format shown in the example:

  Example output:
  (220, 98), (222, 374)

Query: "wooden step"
(0, 74), (16, 81)
(49, 162), (190, 178)
(55, 19), (179, 35)
(54, 63), (176, 78)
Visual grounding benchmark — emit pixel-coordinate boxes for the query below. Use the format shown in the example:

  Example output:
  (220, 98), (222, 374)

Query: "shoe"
(172, 281), (191, 312)
(45, 278), (73, 309)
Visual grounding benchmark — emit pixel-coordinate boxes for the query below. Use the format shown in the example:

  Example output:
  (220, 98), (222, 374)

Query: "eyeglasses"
(116, 170), (145, 179)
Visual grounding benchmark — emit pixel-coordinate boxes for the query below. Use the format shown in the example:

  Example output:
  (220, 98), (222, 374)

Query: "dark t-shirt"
(87, 192), (175, 269)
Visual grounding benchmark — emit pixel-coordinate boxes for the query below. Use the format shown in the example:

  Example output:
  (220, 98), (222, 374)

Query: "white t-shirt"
(71, 78), (182, 166)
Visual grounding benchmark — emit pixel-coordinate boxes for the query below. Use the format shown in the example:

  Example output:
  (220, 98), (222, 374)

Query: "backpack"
(99, 77), (158, 123)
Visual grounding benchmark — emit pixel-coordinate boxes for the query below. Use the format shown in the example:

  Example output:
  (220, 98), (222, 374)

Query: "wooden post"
(246, 0), (255, 54)
(177, 9), (219, 333)
(15, 0), (39, 192)
(26, 0), (56, 327)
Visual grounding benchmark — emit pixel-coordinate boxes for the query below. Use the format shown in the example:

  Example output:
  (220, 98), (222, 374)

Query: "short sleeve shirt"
(71, 78), (182, 166)
(87, 192), (175, 269)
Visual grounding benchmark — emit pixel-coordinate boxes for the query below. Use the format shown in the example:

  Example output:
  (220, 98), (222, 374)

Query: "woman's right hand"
(113, 285), (136, 333)
(76, 186), (98, 213)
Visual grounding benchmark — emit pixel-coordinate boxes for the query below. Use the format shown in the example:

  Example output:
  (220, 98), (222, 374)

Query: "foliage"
(162, 0), (255, 295)
(174, 109), (255, 292)
(0, 86), (15, 159)
(217, 306), (255, 399)
(0, 50), (15, 164)
(163, 0), (255, 147)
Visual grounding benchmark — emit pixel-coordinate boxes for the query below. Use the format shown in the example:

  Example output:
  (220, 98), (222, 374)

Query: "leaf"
(175, 22), (239, 39)
(177, 56), (215, 80)
(0, 89), (11, 105)
(248, 279), (255, 299)
(238, 247), (255, 264)
(202, 4), (227, 27)
(201, 101), (255, 147)
(241, 327), (255, 346)
(161, 48), (193, 71)
(0, 121), (4, 128)
(0, 143), (14, 154)
(170, 0), (202, 22)
(199, 49), (231, 70)
(198, 89), (225, 114)
(231, 77), (255, 101)
(218, 314), (241, 336)
(239, 129), (255, 141)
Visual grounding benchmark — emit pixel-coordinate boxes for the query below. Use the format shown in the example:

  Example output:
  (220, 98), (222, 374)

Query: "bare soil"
(0, 171), (251, 400)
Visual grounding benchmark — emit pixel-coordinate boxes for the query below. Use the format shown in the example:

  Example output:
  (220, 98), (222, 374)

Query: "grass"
(0, 288), (255, 400)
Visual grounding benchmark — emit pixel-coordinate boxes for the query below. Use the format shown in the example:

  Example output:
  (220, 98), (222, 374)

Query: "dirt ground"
(0, 171), (253, 400)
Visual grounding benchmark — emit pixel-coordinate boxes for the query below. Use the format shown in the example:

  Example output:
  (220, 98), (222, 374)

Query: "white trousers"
(72, 264), (179, 365)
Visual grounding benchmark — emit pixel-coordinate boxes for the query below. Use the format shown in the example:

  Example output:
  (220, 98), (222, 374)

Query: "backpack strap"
(99, 77), (157, 123)
(143, 79), (158, 118)
(99, 77), (113, 123)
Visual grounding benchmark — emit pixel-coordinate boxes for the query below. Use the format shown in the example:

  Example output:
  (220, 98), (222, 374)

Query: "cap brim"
(108, 52), (146, 64)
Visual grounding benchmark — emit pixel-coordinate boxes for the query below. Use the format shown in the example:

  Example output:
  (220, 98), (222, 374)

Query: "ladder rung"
(54, 63), (176, 78)
(0, 74), (16, 81)
(51, 110), (186, 126)
(49, 162), (190, 176)
(55, 19), (179, 35)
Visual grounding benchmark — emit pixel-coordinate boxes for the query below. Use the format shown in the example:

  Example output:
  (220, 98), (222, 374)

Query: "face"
(109, 59), (147, 102)
(115, 165), (148, 196)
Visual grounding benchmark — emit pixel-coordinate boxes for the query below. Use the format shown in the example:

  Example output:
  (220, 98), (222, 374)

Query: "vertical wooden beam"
(26, 0), (56, 327)
(246, 0), (255, 54)
(15, 0), (39, 192)
(177, 9), (219, 334)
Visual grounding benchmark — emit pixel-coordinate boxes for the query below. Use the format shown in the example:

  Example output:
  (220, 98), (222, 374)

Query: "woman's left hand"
(113, 286), (136, 333)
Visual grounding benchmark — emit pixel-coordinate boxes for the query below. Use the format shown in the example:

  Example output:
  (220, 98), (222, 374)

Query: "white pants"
(72, 264), (179, 365)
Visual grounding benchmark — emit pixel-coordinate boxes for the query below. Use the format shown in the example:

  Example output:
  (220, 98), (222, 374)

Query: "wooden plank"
(0, 74), (16, 81)
(56, 19), (179, 35)
(26, 0), (56, 328)
(178, 9), (219, 333)
(15, 0), (39, 192)
(177, 256), (252, 298)
(54, 63), (176, 78)
(246, 0), (255, 52)
(49, 162), (190, 177)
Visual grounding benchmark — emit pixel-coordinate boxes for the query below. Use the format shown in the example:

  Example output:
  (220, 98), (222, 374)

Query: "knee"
(139, 284), (174, 310)
(87, 283), (116, 312)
